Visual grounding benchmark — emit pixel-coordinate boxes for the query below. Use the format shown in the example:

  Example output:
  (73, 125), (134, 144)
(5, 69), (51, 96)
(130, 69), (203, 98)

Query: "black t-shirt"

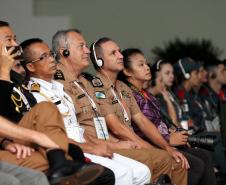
(0, 79), (36, 123)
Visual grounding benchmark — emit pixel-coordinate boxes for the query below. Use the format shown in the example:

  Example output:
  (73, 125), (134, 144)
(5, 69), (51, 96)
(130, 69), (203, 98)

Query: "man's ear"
(123, 68), (132, 77)
(26, 63), (35, 73)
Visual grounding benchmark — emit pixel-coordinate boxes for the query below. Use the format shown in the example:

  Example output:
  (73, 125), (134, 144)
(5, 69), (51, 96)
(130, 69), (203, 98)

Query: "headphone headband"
(156, 59), (163, 70)
(92, 40), (103, 67)
(92, 40), (98, 62)
(178, 59), (190, 79)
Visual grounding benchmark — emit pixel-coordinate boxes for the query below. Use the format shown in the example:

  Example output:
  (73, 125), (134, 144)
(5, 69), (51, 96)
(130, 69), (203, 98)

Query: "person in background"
(118, 48), (216, 185)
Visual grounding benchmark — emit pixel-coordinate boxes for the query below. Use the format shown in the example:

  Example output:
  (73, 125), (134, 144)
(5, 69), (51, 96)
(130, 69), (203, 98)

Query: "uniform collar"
(57, 63), (85, 85)
(57, 63), (76, 82)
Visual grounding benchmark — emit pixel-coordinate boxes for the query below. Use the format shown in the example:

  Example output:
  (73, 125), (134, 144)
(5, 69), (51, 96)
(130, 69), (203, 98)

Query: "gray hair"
(52, 29), (81, 62)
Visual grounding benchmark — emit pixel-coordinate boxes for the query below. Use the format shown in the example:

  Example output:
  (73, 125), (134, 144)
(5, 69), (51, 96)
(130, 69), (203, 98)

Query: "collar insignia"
(54, 70), (65, 80)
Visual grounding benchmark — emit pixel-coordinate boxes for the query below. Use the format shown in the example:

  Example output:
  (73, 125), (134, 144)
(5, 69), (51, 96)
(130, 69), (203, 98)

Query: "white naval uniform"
(28, 77), (151, 185)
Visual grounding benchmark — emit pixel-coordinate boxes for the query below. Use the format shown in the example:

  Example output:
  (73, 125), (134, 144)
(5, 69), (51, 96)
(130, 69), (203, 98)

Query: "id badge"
(93, 117), (109, 140)
(66, 125), (85, 143)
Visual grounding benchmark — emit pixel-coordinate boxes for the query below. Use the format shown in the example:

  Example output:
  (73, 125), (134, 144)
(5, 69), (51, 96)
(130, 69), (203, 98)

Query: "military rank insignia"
(112, 99), (118, 104)
(54, 69), (65, 80)
(95, 91), (106, 99)
(30, 83), (40, 92)
(77, 94), (86, 99)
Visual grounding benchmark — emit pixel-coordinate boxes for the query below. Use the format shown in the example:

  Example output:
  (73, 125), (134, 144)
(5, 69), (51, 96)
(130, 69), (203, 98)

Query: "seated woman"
(118, 48), (217, 185)
(148, 59), (181, 128)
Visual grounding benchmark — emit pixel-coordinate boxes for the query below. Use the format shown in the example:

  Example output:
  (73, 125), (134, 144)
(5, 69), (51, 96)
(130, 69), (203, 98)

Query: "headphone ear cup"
(96, 59), (103, 67)
(185, 73), (190, 79)
(63, 49), (70, 57)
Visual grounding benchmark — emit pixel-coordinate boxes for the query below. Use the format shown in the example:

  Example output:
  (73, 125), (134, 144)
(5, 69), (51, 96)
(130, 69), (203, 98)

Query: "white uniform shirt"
(28, 77), (85, 143)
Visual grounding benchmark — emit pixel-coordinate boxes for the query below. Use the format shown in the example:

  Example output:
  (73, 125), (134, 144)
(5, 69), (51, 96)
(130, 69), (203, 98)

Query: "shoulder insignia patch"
(30, 83), (40, 92)
(82, 73), (103, 87)
(91, 77), (103, 87)
(95, 91), (106, 99)
(54, 70), (65, 80)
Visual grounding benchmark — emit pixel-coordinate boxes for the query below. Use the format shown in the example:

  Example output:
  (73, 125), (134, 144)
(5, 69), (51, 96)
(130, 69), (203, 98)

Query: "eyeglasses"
(27, 51), (56, 64)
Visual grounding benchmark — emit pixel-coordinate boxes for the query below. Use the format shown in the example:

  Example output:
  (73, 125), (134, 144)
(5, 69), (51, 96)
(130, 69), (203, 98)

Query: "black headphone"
(178, 59), (190, 79)
(62, 49), (70, 57)
(92, 40), (104, 67)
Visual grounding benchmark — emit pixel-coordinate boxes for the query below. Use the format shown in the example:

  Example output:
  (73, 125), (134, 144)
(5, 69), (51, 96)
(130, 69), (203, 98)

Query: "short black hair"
(20, 38), (43, 63)
(20, 38), (43, 80)
(20, 38), (43, 51)
(0, 20), (9, 27)
(204, 59), (225, 79)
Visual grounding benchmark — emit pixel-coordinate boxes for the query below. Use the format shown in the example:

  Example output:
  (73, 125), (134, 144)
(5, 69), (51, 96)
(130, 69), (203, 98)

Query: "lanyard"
(73, 81), (98, 111)
(13, 87), (30, 110)
(168, 91), (183, 119)
(110, 86), (129, 122)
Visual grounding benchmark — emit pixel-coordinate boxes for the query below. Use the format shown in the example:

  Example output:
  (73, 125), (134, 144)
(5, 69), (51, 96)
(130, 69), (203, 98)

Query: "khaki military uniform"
(54, 65), (185, 184)
(54, 64), (153, 184)
(0, 101), (68, 171)
(94, 72), (188, 185)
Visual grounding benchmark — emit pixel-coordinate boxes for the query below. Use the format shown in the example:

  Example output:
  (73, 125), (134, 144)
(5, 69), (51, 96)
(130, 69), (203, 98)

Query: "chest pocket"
(109, 90), (131, 123)
(74, 91), (93, 122)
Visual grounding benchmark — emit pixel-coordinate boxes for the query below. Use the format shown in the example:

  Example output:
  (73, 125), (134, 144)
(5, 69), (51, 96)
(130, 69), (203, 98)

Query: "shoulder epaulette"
(54, 70), (65, 80)
(82, 72), (103, 87)
(30, 83), (40, 92)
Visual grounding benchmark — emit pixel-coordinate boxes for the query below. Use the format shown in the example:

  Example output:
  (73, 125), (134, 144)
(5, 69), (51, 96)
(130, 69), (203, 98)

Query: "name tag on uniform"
(93, 117), (109, 140)
(65, 125), (85, 143)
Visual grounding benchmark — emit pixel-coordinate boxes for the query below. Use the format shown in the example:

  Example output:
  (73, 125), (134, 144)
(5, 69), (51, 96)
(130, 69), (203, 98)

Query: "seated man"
(0, 20), (104, 185)
(22, 35), (151, 185)
(89, 37), (188, 185)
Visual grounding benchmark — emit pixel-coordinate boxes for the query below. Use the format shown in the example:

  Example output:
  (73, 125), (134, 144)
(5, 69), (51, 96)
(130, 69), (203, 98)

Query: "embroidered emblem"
(30, 83), (40, 92)
(91, 77), (103, 87)
(82, 73), (103, 87)
(54, 70), (65, 80)
(121, 91), (130, 98)
(95, 91), (106, 99)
